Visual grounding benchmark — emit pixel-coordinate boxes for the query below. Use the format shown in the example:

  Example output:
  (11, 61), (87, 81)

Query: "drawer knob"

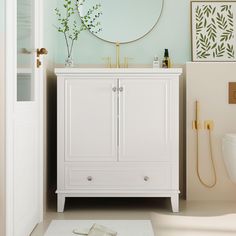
(87, 176), (93, 181)
(144, 176), (149, 182)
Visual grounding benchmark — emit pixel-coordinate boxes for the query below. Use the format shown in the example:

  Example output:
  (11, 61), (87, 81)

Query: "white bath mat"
(44, 220), (154, 236)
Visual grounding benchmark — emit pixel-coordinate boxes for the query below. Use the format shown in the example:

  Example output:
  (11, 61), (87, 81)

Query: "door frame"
(5, 0), (44, 235)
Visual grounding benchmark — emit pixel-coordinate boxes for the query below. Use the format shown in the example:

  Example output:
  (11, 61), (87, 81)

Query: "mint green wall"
(44, 0), (191, 66)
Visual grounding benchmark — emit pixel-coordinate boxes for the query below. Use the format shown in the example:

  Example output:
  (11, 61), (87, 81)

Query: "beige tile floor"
(31, 198), (236, 236)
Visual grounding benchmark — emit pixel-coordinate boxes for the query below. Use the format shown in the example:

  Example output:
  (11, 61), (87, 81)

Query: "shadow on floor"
(48, 197), (172, 212)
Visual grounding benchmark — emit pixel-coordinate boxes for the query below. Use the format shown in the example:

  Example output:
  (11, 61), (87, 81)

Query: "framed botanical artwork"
(191, 1), (236, 61)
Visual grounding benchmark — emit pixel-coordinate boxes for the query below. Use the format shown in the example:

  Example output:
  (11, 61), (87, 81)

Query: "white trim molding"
(5, 0), (17, 235)
(5, 0), (45, 235)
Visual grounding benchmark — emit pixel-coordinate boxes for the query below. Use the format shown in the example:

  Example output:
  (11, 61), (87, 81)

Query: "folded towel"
(88, 224), (117, 236)
(73, 224), (117, 236)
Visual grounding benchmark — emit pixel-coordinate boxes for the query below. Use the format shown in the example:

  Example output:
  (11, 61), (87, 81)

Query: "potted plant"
(55, 0), (102, 67)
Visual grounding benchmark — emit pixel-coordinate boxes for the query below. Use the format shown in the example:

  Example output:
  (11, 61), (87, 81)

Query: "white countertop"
(55, 67), (183, 75)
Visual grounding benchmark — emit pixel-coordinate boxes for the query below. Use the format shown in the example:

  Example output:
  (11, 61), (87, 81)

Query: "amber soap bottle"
(162, 49), (171, 68)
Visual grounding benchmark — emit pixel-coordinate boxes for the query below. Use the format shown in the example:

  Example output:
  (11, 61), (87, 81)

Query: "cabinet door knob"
(144, 176), (149, 182)
(119, 87), (124, 92)
(87, 176), (93, 181)
(112, 87), (117, 92)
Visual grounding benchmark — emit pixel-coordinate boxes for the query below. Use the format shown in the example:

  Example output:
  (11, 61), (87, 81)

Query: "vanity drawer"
(65, 165), (171, 190)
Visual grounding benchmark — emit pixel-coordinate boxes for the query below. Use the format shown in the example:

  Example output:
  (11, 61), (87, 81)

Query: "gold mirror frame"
(78, 0), (164, 44)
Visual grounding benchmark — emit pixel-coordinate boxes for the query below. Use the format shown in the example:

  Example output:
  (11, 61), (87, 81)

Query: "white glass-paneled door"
(5, 0), (45, 235)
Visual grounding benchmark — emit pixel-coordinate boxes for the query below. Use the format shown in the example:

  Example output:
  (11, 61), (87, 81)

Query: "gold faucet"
(102, 57), (112, 68)
(124, 57), (133, 68)
(116, 42), (120, 68)
(102, 43), (133, 68)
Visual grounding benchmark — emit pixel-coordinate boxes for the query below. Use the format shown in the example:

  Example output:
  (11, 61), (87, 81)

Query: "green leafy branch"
(195, 6), (204, 34)
(54, 0), (102, 58)
(227, 9), (234, 27)
(227, 44), (235, 58)
(213, 43), (225, 58)
(221, 5), (231, 12)
(216, 12), (228, 30)
(77, 0), (102, 34)
(206, 18), (217, 42)
(220, 28), (234, 42)
(203, 5), (212, 17)
(212, 7), (216, 16)
(197, 33), (211, 58)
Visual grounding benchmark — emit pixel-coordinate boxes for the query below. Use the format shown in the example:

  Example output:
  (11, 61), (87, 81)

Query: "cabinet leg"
(171, 194), (179, 213)
(57, 194), (65, 213)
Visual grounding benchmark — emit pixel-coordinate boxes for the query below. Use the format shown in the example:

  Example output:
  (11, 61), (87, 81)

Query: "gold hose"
(196, 123), (217, 188)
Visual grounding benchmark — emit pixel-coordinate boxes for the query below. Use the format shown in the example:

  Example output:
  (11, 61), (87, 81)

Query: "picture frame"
(191, 1), (236, 62)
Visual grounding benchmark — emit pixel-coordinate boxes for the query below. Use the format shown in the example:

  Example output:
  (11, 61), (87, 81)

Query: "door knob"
(37, 48), (48, 57)
(87, 176), (93, 181)
(119, 87), (124, 92)
(144, 176), (149, 182)
(112, 87), (117, 92)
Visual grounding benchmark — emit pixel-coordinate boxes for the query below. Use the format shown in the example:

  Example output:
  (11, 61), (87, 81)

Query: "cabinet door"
(65, 78), (117, 162)
(119, 79), (175, 162)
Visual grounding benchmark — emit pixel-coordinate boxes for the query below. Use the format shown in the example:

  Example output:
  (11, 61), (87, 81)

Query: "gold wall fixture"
(229, 82), (236, 104)
(116, 42), (120, 68)
(192, 100), (202, 130)
(204, 120), (214, 130)
(193, 100), (217, 188)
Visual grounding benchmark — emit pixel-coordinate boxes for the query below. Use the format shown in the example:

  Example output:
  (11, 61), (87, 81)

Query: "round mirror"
(78, 0), (164, 44)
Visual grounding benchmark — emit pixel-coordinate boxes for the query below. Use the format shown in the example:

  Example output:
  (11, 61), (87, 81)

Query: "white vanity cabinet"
(55, 68), (182, 213)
